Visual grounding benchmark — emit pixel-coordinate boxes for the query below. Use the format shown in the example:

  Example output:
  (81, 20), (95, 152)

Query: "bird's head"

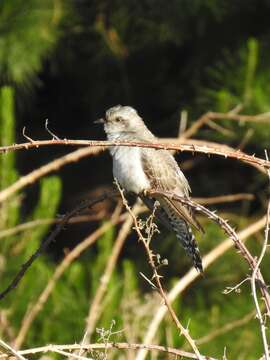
(96, 105), (150, 137)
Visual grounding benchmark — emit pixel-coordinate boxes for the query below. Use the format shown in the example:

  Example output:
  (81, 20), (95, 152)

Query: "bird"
(96, 105), (203, 273)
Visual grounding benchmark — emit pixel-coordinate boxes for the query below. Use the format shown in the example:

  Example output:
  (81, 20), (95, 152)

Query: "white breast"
(110, 146), (150, 194)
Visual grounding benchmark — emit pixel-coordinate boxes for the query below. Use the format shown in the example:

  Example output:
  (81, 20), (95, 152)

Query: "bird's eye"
(115, 117), (123, 123)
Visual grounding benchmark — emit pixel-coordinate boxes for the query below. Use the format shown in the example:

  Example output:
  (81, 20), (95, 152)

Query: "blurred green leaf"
(0, 0), (68, 86)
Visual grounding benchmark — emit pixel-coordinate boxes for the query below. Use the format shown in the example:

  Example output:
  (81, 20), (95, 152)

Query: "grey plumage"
(101, 105), (203, 273)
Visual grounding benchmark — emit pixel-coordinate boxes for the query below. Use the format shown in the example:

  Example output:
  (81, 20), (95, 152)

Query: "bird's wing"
(140, 147), (204, 232)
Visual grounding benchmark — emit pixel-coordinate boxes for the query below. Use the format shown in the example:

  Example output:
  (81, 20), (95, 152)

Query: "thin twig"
(22, 127), (34, 143)
(207, 120), (234, 136)
(180, 112), (215, 139)
(207, 111), (270, 123)
(0, 339), (27, 360)
(222, 277), (250, 294)
(195, 193), (254, 205)
(116, 181), (204, 360)
(45, 119), (60, 140)
(250, 151), (270, 360)
(180, 111), (270, 139)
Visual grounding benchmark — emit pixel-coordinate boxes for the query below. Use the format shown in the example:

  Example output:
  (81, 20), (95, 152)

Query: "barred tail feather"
(141, 195), (203, 272)
(163, 200), (203, 273)
(174, 220), (203, 273)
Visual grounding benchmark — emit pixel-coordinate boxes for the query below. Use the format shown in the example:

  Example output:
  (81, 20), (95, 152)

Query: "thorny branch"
(148, 189), (270, 318)
(250, 151), (270, 360)
(115, 180), (204, 360)
(0, 139), (269, 171)
(0, 341), (218, 360)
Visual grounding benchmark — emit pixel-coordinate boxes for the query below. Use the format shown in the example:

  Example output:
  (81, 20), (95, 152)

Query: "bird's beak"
(94, 118), (105, 124)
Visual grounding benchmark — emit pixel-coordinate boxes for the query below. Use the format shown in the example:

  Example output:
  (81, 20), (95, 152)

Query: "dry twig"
(116, 181), (204, 360)
(0, 342), (217, 360)
(0, 339), (26, 360)
(195, 193), (254, 205)
(250, 151), (270, 360)
(180, 111), (270, 139)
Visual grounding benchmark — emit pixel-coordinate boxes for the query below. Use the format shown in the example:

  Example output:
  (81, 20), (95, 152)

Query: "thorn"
(140, 272), (157, 290)
(45, 119), (60, 140)
(22, 127), (35, 143)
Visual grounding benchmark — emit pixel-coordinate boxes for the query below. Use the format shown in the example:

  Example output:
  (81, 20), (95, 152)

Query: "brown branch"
(0, 138), (264, 206)
(208, 111), (270, 123)
(194, 193), (254, 205)
(0, 139), (269, 171)
(0, 342), (217, 360)
(116, 182), (204, 360)
(148, 190), (270, 317)
(136, 216), (266, 360)
(162, 137), (265, 174)
(180, 111), (270, 139)
(180, 112), (216, 139)
(0, 191), (118, 301)
(206, 120), (234, 136)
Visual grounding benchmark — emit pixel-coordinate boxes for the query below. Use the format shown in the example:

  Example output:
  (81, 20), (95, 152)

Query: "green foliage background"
(0, 1), (269, 359)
